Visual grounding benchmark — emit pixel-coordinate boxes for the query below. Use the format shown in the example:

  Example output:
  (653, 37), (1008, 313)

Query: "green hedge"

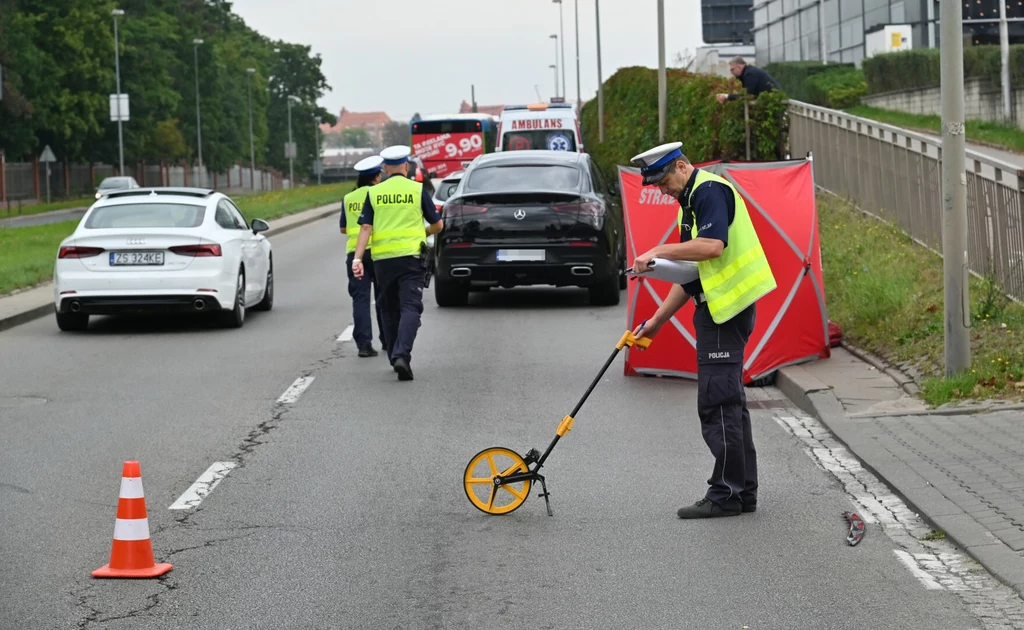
(863, 45), (1024, 94)
(764, 61), (856, 103)
(579, 66), (789, 177)
(805, 66), (868, 108)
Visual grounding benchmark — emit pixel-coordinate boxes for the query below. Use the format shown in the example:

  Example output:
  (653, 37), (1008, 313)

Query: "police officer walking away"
(341, 155), (387, 358)
(352, 146), (443, 381)
(630, 142), (777, 519)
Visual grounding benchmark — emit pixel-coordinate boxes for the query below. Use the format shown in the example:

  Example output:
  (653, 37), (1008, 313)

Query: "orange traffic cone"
(92, 460), (172, 578)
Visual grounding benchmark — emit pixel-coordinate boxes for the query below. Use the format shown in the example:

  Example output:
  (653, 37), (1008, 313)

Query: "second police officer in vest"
(341, 155), (387, 358)
(352, 145), (444, 381)
(630, 142), (777, 519)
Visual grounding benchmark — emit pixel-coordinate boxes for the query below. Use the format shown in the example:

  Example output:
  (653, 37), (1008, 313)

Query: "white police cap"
(353, 155), (384, 174)
(630, 141), (684, 186)
(380, 145), (411, 166)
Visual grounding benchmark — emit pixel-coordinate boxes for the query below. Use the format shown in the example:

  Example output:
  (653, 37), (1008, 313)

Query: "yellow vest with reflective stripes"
(367, 175), (425, 260)
(677, 169), (777, 324)
(343, 186), (372, 254)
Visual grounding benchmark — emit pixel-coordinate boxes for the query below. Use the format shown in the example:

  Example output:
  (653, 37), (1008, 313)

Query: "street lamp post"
(193, 38), (203, 187)
(596, 0), (604, 143)
(550, 35), (560, 98)
(287, 95), (297, 187)
(112, 8), (125, 175)
(553, 0), (566, 103)
(574, 0), (581, 118)
(314, 115), (322, 186)
(550, 64), (558, 99)
(657, 0), (666, 141)
(246, 67), (256, 190)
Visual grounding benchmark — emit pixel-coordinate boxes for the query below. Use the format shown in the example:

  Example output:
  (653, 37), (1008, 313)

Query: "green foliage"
(805, 67), (867, 108)
(860, 46), (1024, 94)
(0, 0), (335, 182)
(580, 67), (789, 176)
(763, 62), (856, 103)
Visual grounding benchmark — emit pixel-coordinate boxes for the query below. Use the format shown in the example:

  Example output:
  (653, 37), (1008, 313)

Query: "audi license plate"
(109, 251), (164, 266)
(496, 249), (545, 262)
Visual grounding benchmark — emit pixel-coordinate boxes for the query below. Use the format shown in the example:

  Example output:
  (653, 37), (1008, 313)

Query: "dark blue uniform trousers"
(373, 255), (425, 364)
(346, 250), (384, 349)
(694, 301), (758, 512)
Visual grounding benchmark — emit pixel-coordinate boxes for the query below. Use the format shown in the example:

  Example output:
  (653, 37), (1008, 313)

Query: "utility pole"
(550, 34), (560, 98)
(554, 0), (566, 102)
(247, 67), (256, 190)
(657, 0), (666, 141)
(596, 0), (604, 143)
(940, 0), (971, 376)
(287, 95), (296, 187)
(193, 38), (204, 187)
(550, 64), (558, 98)
(1000, 0), (1011, 124)
(471, 84), (478, 112)
(574, 0), (581, 118)
(112, 8), (125, 175)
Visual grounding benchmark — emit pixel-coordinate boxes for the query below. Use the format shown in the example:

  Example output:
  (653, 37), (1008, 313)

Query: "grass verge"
(844, 105), (1024, 155)
(0, 183), (353, 297)
(1, 196), (96, 219)
(819, 192), (1024, 406)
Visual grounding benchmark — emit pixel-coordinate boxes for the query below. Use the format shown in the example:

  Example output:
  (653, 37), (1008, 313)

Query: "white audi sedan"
(53, 187), (273, 331)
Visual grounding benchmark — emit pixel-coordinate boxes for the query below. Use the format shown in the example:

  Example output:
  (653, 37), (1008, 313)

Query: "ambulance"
(495, 102), (582, 153)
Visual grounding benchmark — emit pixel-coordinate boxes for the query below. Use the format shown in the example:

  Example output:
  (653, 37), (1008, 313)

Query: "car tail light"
(446, 242), (473, 248)
(447, 203), (488, 216)
(569, 241), (596, 247)
(170, 244), (222, 257)
(59, 246), (104, 259)
(552, 202), (604, 216)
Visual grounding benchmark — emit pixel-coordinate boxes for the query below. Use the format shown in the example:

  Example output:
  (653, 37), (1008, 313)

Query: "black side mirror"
(610, 181), (620, 196)
(252, 218), (270, 234)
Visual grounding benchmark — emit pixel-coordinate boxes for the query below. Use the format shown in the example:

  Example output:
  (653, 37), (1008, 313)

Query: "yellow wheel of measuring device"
(463, 447), (531, 515)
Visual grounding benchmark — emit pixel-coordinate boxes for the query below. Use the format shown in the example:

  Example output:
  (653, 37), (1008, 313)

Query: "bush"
(579, 66), (789, 176)
(862, 45), (1024, 94)
(764, 61), (856, 103)
(805, 67), (867, 108)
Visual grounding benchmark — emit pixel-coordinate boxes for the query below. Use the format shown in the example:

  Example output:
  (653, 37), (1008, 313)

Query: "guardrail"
(787, 100), (1024, 303)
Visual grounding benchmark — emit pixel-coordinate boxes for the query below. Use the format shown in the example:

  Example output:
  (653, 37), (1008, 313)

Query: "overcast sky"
(231, 0), (705, 121)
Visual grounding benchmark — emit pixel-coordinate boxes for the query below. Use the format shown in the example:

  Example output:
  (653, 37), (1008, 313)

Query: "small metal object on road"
(843, 511), (866, 546)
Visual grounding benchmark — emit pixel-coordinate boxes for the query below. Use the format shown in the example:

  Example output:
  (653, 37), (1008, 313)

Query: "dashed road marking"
(337, 325), (354, 343)
(277, 376), (314, 404)
(169, 461), (237, 510)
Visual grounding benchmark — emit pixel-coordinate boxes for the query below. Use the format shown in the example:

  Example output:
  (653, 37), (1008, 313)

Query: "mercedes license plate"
(110, 251), (165, 266)
(496, 249), (545, 262)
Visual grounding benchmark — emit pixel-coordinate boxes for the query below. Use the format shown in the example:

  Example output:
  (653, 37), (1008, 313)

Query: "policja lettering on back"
(628, 141), (777, 519)
(351, 145), (444, 381)
(340, 155), (387, 358)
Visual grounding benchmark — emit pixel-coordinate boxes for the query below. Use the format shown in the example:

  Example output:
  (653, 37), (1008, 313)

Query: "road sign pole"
(657, 0), (666, 141)
(113, 10), (125, 175)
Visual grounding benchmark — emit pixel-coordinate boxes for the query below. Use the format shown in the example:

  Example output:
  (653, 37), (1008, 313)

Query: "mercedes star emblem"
(513, 209), (526, 220)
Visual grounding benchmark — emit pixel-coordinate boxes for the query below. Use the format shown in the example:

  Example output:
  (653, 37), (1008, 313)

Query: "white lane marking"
(772, 412), (1024, 619)
(894, 550), (944, 590)
(337, 325), (354, 342)
(169, 461), (237, 510)
(277, 375), (315, 404)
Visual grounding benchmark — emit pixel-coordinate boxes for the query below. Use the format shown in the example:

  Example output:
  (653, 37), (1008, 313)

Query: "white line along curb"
(169, 461), (237, 510)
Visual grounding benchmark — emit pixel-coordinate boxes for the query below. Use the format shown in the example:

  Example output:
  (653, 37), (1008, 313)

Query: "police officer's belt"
(693, 292), (708, 305)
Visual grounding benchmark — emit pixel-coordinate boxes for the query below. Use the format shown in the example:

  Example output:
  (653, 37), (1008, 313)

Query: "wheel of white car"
(253, 257), (273, 312)
(220, 268), (246, 328)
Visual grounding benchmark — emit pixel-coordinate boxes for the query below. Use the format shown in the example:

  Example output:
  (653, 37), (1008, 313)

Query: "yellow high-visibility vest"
(343, 186), (372, 254)
(367, 175), (426, 261)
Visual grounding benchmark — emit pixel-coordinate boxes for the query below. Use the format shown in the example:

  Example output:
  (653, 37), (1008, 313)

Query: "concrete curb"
(777, 365), (1024, 598)
(0, 203), (340, 333)
(840, 341), (921, 397)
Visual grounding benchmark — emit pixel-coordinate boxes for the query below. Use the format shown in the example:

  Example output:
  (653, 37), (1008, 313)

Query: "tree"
(382, 121), (410, 147)
(673, 48), (696, 71)
(339, 128), (371, 147)
(151, 118), (188, 160)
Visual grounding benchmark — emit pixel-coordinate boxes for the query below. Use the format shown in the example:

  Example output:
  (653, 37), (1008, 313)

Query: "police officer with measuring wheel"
(630, 142), (777, 519)
(341, 155), (387, 358)
(352, 145), (443, 381)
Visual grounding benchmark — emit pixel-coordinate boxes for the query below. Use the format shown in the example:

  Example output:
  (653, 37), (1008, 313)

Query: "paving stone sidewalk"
(778, 347), (1024, 597)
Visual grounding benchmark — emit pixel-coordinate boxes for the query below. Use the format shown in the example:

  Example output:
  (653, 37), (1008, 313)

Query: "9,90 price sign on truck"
(410, 114), (498, 179)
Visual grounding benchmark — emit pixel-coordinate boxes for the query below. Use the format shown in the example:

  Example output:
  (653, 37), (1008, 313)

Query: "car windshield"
(98, 178), (133, 189)
(84, 203), (206, 229)
(501, 130), (576, 152)
(434, 180), (461, 202)
(465, 165), (580, 192)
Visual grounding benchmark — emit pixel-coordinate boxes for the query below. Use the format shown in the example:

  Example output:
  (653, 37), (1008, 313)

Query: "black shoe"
(677, 498), (741, 519)
(394, 357), (413, 381)
(358, 346), (378, 358)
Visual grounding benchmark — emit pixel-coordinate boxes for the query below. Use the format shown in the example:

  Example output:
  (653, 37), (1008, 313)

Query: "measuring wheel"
(463, 447), (532, 515)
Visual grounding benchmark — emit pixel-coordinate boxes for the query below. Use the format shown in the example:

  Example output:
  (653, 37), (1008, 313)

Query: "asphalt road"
(0, 206), (87, 228)
(1, 215), (1022, 629)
